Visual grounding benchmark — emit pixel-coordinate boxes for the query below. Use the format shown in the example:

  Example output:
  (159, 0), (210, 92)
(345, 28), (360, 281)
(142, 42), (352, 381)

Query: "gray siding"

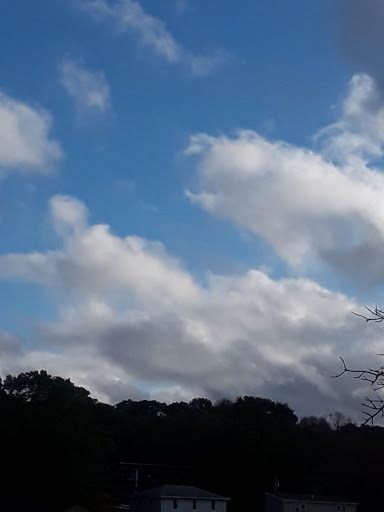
(265, 497), (357, 512)
(283, 503), (357, 512)
(162, 498), (226, 512)
(132, 497), (227, 512)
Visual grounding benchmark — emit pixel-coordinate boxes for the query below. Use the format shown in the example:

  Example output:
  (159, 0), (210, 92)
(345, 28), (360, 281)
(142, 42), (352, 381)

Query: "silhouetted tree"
(0, 370), (114, 512)
(5, 369), (384, 512)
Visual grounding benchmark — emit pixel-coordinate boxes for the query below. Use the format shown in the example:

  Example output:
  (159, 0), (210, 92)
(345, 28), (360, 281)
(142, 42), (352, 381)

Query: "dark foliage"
(2, 370), (383, 512)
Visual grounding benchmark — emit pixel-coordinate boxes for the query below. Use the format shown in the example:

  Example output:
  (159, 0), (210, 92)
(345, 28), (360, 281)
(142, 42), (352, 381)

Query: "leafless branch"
(336, 308), (384, 424)
(362, 396), (384, 425)
(351, 305), (384, 323)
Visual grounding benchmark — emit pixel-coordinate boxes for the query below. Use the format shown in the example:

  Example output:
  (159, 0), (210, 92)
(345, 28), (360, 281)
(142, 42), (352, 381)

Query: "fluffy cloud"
(80, 0), (225, 75)
(3, 74), (384, 417)
(317, 74), (384, 163)
(186, 73), (384, 283)
(0, 92), (61, 175)
(59, 57), (111, 114)
(0, 194), (379, 417)
(10, 195), (200, 306)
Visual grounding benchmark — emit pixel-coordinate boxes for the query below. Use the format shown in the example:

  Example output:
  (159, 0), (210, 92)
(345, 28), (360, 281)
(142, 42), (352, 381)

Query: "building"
(132, 485), (229, 512)
(111, 461), (192, 507)
(265, 493), (358, 512)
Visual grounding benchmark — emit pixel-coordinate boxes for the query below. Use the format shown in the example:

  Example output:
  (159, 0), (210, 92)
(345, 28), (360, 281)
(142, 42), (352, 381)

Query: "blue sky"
(1, 0), (384, 418)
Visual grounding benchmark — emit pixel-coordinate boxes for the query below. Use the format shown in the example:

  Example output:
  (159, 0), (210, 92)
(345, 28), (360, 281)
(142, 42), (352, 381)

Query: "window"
(173, 500), (178, 510)
(193, 500), (197, 510)
(211, 501), (216, 511)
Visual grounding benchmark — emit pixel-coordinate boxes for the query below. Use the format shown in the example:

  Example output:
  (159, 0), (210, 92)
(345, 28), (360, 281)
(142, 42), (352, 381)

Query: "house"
(131, 485), (229, 512)
(265, 493), (358, 512)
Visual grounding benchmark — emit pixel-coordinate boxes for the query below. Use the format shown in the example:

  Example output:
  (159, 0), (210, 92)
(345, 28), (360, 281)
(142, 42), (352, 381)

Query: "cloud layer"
(80, 0), (225, 75)
(0, 92), (61, 175)
(3, 74), (384, 418)
(0, 193), (379, 417)
(186, 73), (384, 283)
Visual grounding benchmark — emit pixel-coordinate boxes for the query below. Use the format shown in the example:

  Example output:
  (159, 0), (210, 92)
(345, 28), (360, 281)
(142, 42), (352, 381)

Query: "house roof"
(136, 485), (229, 501)
(266, 493), (358, 505)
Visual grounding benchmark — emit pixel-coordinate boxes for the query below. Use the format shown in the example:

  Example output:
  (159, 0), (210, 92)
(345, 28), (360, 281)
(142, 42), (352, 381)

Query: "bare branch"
(351, 306), (384, 323)
(336, 308), (384, 424)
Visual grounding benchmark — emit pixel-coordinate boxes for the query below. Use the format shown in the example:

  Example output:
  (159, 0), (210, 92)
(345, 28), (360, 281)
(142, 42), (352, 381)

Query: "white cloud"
(0, 194), (379, 418)
(80, 0), (224, 75)
(186, 74), (384, 283)
(316, 74), (384, 164)
(0, 194), (200, 307)
(50, 194), (89, 236)
(4, 74), (384, 417)
(0, 92), (62, 175)
(59, 57), (111, 114)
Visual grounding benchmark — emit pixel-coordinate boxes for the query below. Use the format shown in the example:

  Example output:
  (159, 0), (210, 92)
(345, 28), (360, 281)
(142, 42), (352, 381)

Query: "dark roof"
(136, 485), (229, 500)
(266, 493), (358, 505)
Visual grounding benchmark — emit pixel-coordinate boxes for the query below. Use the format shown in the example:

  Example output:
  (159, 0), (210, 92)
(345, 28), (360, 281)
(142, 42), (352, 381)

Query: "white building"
(265, 493), (358, 512)
(132, 485), (229, 512)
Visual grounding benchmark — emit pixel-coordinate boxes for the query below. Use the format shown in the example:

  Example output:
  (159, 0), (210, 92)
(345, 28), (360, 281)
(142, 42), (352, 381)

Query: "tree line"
(1, 370), (382, 512)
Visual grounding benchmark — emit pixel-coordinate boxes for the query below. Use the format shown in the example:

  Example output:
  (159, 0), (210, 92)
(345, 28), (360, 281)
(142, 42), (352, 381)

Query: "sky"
(2, 0), (384, 419)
